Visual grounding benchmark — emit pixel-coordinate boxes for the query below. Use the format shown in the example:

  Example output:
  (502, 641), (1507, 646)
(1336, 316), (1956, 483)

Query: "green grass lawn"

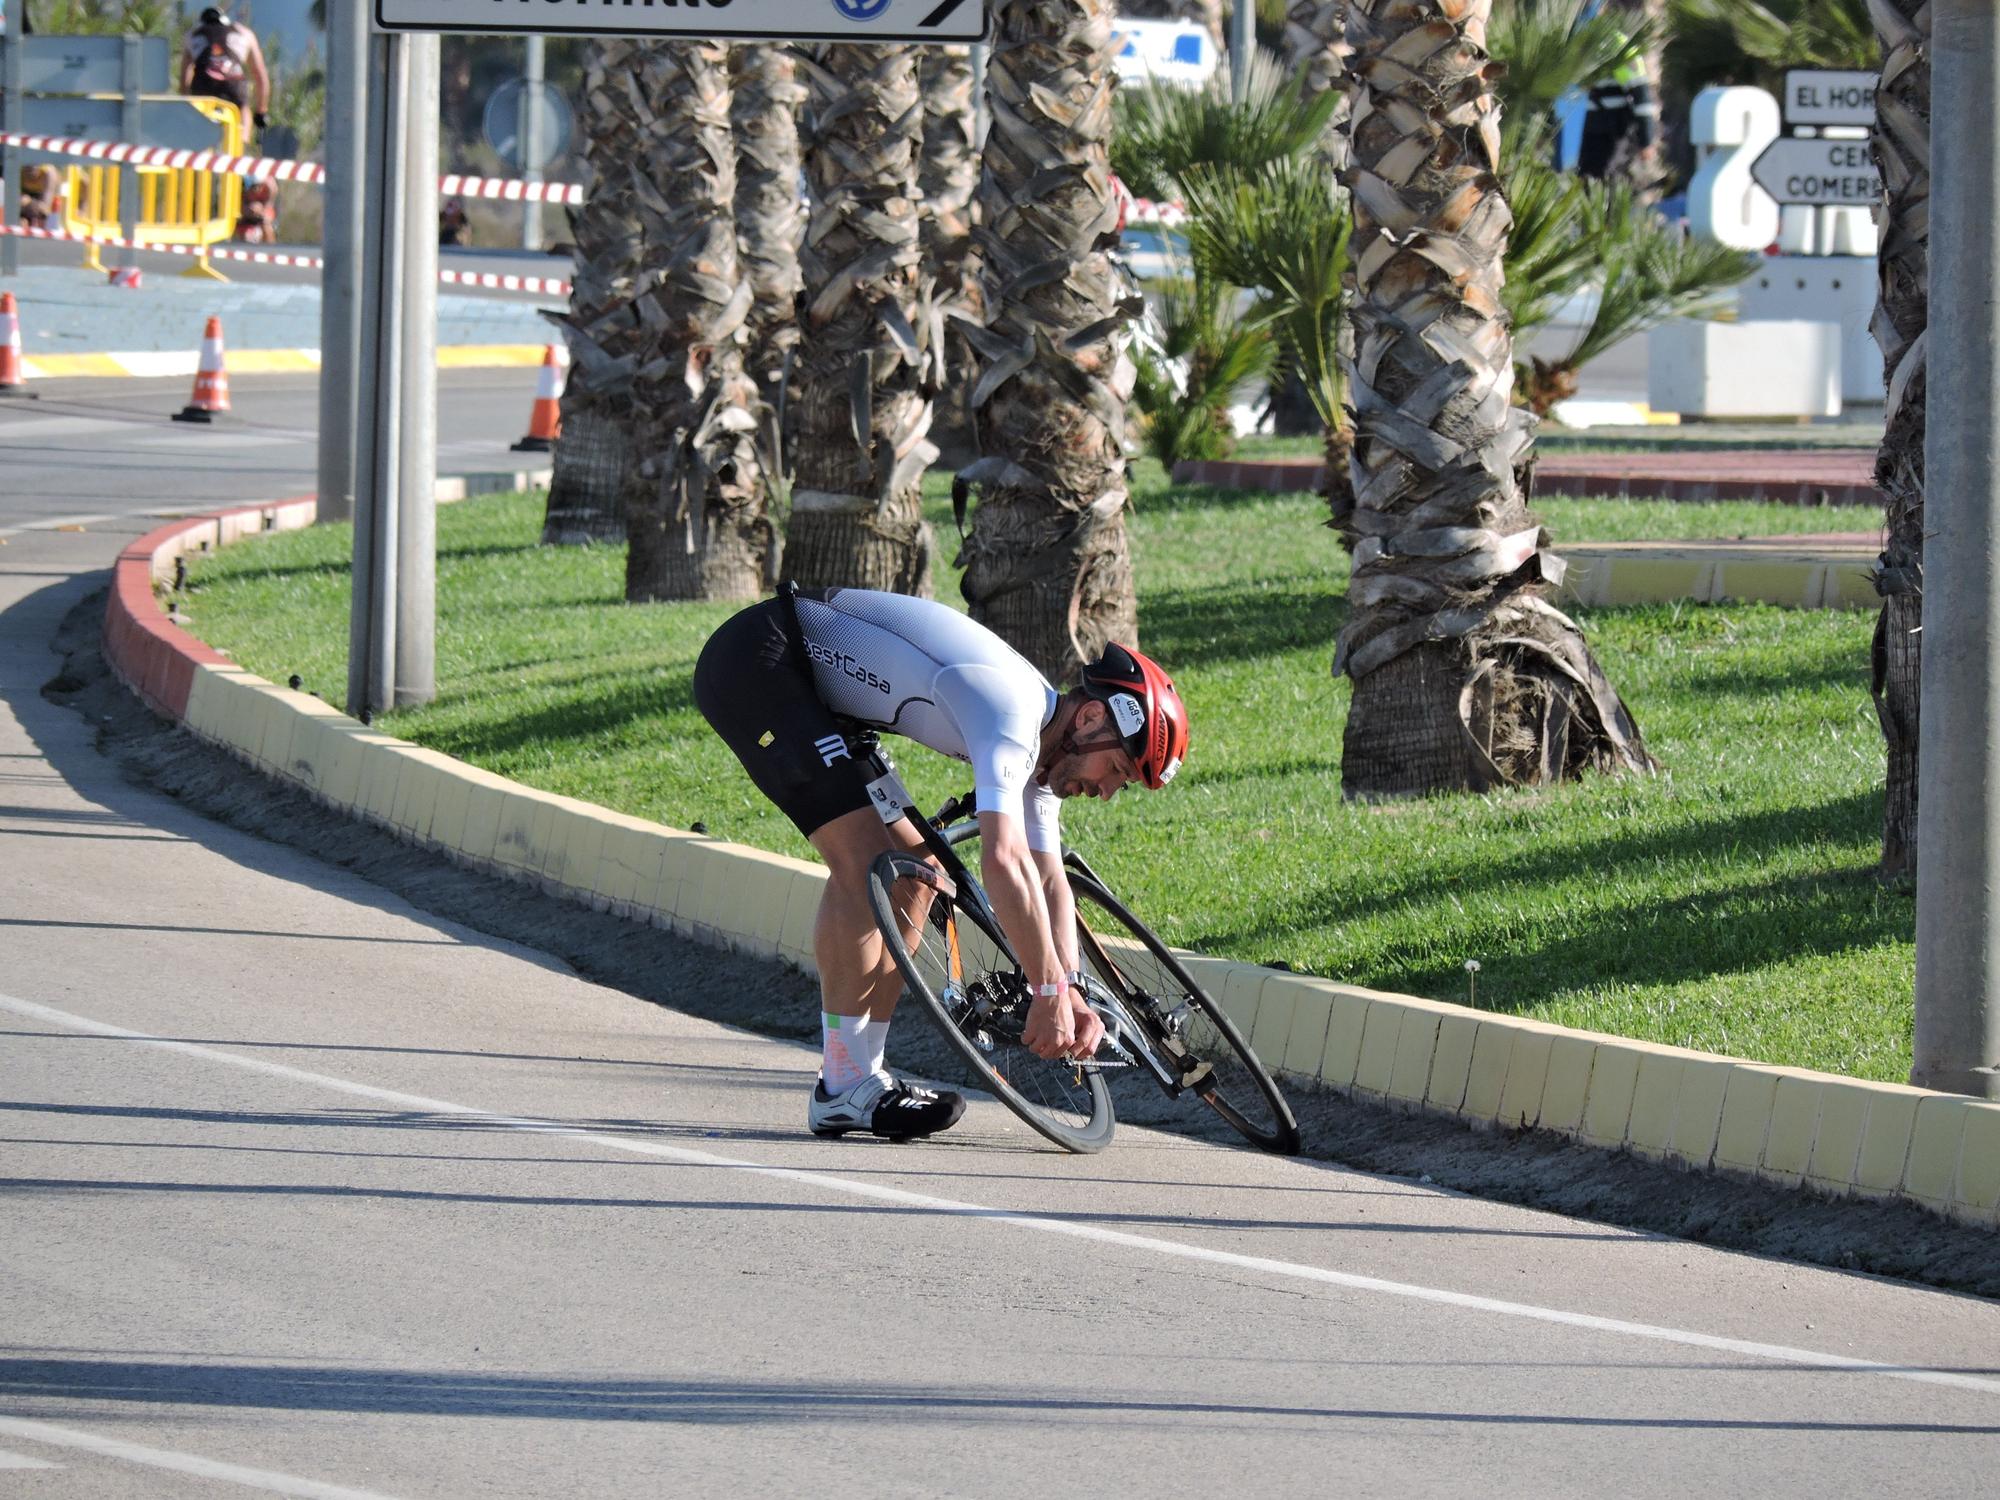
(182, 464), (1912, 1082)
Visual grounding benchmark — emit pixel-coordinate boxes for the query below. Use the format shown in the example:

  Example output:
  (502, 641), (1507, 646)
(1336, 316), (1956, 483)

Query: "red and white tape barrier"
(0, 131), (584, 204)
(438, 267), (573, 296)
(0, 221), (324, 268)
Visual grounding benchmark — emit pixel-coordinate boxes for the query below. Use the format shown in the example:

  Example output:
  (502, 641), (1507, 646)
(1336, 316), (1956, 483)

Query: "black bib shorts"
(693, 593), (875, 840)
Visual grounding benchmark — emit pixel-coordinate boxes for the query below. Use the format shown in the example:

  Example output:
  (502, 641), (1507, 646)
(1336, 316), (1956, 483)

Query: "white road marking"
(0, 1418), (397, 1497)
(8, 990), (1998, 1401)
(0, 1447), (61, 1469)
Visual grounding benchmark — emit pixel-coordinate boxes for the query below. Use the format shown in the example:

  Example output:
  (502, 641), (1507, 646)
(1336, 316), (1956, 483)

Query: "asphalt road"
(3, 374), (1997, 1497)
(0, 370), (539, 532)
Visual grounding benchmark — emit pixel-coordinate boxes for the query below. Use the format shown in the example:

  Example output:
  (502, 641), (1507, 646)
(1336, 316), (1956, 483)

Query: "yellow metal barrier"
(62, 96), (245, 281)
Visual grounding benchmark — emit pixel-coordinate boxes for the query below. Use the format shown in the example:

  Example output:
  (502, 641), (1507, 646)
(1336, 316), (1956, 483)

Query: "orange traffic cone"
(0, 291), (35, 400)
(172, 316), (232, 424)
(510, 344), (565, 452)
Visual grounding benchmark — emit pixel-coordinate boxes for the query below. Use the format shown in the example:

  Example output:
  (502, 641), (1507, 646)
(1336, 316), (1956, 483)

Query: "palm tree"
(956, 0), (1138, 677)
(1336, 0), (1654, 796)
(921, 45), (984, 465)
(1664, 0), (1874, 97)
(781, 45), (938, 596)
(730, 45), (807, 483)
(621, 40), (775, 602)
(541, 39), (649, 547)
(1869, 0), (1928, 878)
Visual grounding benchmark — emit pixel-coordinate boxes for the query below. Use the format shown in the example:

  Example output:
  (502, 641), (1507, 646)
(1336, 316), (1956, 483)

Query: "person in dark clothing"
(180, 6), (271, 135)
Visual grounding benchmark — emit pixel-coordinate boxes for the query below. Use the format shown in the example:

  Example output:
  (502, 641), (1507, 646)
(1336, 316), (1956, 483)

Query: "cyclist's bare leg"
(807, 806), (933, 1021)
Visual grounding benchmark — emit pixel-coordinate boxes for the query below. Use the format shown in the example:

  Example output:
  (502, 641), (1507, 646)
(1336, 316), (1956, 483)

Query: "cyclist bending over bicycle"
(694, 585), (1190, 1142)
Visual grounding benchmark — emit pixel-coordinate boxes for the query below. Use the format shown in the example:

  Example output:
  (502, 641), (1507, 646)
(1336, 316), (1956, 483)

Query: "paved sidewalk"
(1178, 448), (1882, 507)
(4, 254), (557, 374)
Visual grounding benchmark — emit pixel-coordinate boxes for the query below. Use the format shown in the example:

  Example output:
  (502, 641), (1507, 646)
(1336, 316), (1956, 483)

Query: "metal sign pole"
(350, 27), (404, 716)
(1916, 0), (2000, 1099)
(520, 33), (545, 251)
(1230, 0), (1250, 103)
(118, 35), (141, 271)
(395, 32), (439, 708)
(320, 0), (368, 529)
(2, 0), (22, 277)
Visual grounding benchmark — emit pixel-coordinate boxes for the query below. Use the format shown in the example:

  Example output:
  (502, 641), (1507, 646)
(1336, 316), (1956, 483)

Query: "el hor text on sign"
(373, 0), (985, 43)
(1783, 69), (1876, 128)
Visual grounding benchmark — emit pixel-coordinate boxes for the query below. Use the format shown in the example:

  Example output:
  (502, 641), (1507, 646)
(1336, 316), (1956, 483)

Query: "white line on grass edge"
(9, 991), (1998, 1406)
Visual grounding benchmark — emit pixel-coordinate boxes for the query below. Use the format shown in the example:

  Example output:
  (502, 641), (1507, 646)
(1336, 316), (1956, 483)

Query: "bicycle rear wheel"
(1068, 871), (1301, 1155)
(867, 850), (1115, 1154)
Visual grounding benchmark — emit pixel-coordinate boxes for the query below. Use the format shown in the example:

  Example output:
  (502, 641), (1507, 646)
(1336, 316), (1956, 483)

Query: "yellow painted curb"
(137, 491), (2000, 1237)
(20, 343), (547, 381)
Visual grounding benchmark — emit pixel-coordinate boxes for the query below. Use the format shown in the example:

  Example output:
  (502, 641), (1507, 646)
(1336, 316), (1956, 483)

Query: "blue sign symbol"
(833, 0), (892, 20)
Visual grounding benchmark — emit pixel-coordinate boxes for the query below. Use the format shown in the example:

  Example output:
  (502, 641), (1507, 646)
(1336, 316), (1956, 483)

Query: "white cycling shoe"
(809, 1071), (967, 1141)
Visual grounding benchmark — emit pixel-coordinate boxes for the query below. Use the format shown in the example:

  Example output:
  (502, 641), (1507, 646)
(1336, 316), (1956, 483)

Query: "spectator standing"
(180, 6), (270, 137)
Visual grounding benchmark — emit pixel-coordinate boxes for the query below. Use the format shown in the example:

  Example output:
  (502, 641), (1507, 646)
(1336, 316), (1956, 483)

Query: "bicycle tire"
(866, 850), (1115, 1154)
(1067, 871), (1301, 1155)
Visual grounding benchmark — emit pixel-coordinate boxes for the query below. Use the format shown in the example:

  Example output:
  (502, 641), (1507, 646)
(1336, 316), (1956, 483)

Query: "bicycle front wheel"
(867, 851), (1115, 1154)
(1068, 872), (1301, 1155)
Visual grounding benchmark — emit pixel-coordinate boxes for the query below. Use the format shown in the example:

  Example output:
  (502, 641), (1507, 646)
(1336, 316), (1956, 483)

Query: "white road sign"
(1783, 69), (1877, 128)
(374, 0), (985, 43)
(1750, 135), (1881, 207)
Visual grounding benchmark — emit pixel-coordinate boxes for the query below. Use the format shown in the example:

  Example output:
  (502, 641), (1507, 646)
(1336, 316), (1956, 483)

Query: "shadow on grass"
(1198, 789), (1894, 990)
(1645, 657), (1868, 702)
(415, 675), (699, 760)
(1140, 584), (1349, 671)
(1343, 863), (1910, 1018)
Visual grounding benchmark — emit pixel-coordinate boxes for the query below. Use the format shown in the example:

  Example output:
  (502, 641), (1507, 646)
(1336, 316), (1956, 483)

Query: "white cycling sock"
(821, 1012), (889, 1092)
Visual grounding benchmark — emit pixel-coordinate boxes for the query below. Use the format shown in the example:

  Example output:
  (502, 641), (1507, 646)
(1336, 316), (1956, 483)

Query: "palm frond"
(1664, 0), (1876, 96)
(1110, 46), (1342, 201)
(1179, 153), (1351, 429)
(1499, 152), (1596, 347)
(1488, 0), (1654, 146)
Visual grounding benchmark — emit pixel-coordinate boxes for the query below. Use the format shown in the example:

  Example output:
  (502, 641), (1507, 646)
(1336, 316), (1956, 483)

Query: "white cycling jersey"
(793, 588), (1063, 852)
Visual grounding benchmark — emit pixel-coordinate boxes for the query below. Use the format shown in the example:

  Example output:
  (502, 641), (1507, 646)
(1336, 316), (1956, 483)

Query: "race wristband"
(1035, 982), (1065, 998)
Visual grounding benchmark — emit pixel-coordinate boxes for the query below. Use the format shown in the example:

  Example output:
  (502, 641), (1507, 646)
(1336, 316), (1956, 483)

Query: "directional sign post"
(1750, 134), (1881, 207)
(1783, 69), (1877, 128)
(374, 0), (985, 43)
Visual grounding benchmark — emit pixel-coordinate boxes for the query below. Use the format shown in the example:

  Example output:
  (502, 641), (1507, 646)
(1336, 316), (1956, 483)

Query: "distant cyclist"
(180, 6), (271, 136)
(695, 585), (1190, 1143)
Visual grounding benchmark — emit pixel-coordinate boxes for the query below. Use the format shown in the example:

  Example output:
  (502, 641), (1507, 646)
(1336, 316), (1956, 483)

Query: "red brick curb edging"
(102, 499), (318, 719)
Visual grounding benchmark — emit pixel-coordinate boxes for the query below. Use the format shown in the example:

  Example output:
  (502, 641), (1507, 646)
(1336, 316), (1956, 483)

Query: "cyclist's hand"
(1024, 990), (1074, 1059)
(1066, 988), (1104, 1059)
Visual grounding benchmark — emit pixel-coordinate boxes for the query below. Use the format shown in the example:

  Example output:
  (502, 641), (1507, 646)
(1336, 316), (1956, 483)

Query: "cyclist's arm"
(977, 809), (1066, 997)
(1033, 846), (1079, 977)
(979, 812), (1101, 1060)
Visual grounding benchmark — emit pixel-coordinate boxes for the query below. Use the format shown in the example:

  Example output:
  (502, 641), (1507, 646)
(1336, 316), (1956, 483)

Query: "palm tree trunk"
(957, 0), (1138, 680)
(1336, 0), (1654, 797)
(542, 39), (645, 547)
(731, 45), (807, 482)
(622, 41), (775, 603)
(921, 45), (984, 467)
(1869, 0), (1929, 879)
(782, 44), (938, 597)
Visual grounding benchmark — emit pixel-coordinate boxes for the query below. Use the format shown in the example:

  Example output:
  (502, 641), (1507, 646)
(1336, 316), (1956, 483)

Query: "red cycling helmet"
(1077, 643), (1189, 788)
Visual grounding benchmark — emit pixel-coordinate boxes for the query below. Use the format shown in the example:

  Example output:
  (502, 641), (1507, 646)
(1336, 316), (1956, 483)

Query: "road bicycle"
(857, 740), (1301, 1156)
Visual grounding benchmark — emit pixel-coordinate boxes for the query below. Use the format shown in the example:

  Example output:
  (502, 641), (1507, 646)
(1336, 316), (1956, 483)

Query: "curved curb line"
(97, 497), (2000, 1231)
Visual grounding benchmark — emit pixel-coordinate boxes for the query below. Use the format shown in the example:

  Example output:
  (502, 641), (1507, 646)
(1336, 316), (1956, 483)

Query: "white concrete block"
(1649, 318), (1840, 419)
(1736, 254), (1882, 403)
